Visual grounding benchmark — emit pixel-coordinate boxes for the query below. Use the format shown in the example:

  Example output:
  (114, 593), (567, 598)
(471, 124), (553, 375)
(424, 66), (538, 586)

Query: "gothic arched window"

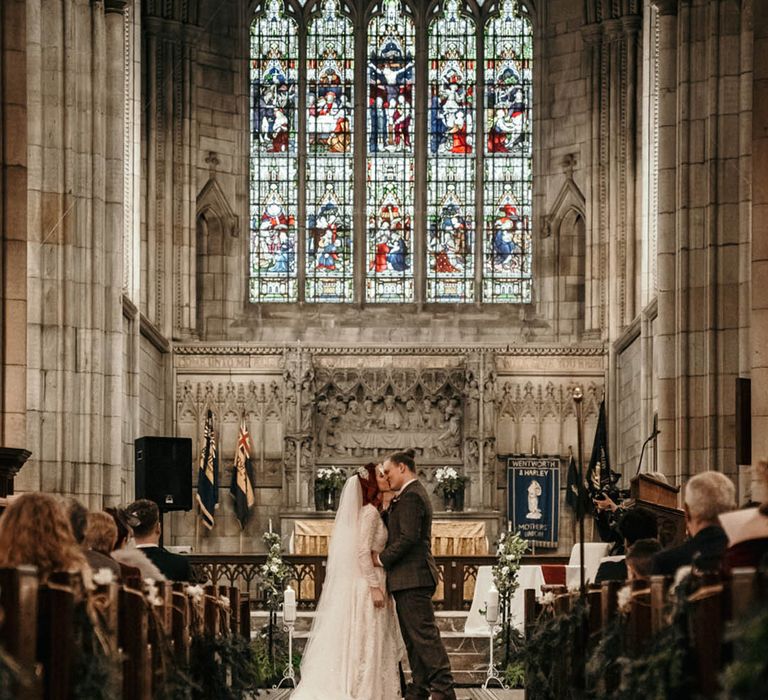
(248, 0), (534, 305)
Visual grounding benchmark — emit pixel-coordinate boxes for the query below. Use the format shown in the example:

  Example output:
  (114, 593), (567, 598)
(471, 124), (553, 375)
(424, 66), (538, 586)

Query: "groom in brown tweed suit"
(374, 449), (456, 700)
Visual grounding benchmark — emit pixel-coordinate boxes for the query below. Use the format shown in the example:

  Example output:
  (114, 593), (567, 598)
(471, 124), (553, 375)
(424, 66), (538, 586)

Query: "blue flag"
(197, 409), (219, 530)
(230, 420), (256, 529)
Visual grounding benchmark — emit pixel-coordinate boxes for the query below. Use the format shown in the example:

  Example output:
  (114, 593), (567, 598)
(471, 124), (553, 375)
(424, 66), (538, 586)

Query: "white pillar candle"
(269, 518), (273, 534)
(486, 585), (499, 624)
(283, 585), (297, 623)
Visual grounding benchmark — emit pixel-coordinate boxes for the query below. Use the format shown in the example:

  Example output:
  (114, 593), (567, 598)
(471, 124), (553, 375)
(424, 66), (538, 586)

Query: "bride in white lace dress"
(292, 463), (404, 700)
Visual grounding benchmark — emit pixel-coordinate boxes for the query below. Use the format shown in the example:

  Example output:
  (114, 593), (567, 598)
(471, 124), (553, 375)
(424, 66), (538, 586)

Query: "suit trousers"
(393, 587), (456, 700)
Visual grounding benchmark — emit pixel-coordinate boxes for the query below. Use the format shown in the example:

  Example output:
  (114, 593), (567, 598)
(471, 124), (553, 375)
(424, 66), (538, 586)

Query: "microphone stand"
(634, 418), (661, 479)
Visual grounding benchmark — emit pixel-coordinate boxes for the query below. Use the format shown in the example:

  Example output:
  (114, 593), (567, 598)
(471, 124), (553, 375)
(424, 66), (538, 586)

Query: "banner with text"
(507, 457), (560, 548)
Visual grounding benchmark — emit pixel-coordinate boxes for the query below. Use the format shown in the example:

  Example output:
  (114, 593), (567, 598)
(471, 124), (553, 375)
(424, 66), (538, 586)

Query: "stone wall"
(167, 343), (604, 554)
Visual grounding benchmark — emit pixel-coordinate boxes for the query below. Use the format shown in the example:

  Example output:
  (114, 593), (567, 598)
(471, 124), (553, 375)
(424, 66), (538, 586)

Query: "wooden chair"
(239, 593), (251, 640)
(626, 579), (651, 654)
(171, 582), (190, 663)
(204, 585), (219, 636)
(688, 582), (725, 698)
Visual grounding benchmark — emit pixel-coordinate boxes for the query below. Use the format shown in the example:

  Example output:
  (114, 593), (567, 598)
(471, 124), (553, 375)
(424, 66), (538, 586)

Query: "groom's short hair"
(388, 449), (416, 472)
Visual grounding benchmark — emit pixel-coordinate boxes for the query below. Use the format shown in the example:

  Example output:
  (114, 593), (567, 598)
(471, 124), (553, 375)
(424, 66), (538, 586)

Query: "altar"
(288, 516), (490, 556)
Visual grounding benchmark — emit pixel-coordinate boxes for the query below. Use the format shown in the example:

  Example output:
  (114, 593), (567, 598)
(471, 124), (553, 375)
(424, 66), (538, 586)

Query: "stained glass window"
(366, 0), (416, 303)
(306, 0), (355, 302)
(483, 0), (533, 303)
(247, 0), (535, 306)
(249, 0), (299, 302)
(427, 0), (476, 303)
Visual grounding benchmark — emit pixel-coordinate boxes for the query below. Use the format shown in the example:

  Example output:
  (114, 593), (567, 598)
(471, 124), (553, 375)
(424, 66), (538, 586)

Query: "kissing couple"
(292, 449), (457, 700)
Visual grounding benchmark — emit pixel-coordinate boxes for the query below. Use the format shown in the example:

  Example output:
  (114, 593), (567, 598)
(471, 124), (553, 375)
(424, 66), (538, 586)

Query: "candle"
(486, 585), (499, 625)
(269, 518), (273, 534)
(283, 585), (297, 624)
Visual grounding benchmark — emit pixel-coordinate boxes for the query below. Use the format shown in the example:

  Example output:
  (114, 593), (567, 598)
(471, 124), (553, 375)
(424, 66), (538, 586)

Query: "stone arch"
(196, 178), (240, 337)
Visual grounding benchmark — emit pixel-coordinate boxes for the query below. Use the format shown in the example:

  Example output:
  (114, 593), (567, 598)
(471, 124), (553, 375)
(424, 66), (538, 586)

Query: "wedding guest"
(721, 460), (768, 568)
(106, 506), (164, 581)
(83, 511), (123, 578)
(0, 492), (91, 586)
(652, 471), (736, 576)
(594, 507), (658, 584)
(126, 499), (191, 582)
(626, 538), (663, 580)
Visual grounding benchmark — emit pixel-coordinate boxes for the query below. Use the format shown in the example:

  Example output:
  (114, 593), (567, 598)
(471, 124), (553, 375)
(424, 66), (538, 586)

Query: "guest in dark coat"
(83, 511), (122, 579)
(594, 507), (659, 584)
(127, 499), (192, 582)
(652, 471), (736, 577)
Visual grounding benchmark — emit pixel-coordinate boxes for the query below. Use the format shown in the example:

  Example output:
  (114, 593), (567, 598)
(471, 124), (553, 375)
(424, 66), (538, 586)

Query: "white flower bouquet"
(434, 466), (468, 496)
(315, 466), (346, 491)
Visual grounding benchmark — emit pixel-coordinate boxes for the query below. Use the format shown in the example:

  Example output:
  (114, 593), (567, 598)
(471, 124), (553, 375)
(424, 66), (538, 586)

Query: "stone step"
(251, 610), (473, 635)
(250, 612), (494, 684)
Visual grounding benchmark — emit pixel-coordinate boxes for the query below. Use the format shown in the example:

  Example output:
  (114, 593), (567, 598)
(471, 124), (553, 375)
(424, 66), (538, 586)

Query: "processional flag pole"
(572, 386), (586, 598)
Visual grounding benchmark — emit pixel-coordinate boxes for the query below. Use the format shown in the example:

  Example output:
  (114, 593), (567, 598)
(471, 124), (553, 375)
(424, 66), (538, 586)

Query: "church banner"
(507, 457), (560, 548)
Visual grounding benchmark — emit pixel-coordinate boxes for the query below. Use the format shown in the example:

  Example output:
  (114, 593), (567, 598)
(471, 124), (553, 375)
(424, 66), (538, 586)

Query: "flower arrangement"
(434, 467), (468, 496)
(259, 530), (292, 611)
(315, 466), (346, 492)
(491, 528), (528, 599)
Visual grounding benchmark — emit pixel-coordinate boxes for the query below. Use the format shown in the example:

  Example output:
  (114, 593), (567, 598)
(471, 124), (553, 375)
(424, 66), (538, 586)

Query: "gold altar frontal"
(292, 518), (489, 556)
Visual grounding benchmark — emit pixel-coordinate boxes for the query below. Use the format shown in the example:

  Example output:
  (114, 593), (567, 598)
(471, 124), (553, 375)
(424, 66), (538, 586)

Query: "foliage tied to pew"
(721, 602), (768, 699)
(0, 646), (24, 700)
(515, 596), (589, 700)
(71, 596), (121, 700)
(188, 633), (261, 700)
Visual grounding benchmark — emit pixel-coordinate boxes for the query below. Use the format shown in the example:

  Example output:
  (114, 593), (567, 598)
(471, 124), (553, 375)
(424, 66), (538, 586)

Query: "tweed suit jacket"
(379, 480), (439, 592)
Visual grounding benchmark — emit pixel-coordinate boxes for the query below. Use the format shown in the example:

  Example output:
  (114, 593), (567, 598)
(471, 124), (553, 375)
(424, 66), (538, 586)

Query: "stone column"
(655, 0), (749, 484)
(0, 0), (27, 448)
(752, 0), (768, 499)
(653, 0), (681, 482)
(22, 0), (126, 505)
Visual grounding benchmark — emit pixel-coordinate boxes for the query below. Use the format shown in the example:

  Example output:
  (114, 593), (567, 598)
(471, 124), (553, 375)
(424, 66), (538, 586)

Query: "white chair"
(565, 542), (611, 588)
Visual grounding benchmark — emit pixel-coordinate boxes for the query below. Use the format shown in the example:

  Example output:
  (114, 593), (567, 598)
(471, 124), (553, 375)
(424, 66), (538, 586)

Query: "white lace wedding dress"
(292, 478), (404, 700)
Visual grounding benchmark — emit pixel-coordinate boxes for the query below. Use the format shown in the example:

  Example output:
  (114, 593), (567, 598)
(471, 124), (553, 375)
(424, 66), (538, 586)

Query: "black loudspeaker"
(135, 437), (193, 511)
(735, 378), (751, 466)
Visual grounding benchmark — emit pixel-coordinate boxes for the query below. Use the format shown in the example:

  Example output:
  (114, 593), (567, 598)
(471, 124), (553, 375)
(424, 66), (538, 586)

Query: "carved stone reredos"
(311, 366), (467, 463)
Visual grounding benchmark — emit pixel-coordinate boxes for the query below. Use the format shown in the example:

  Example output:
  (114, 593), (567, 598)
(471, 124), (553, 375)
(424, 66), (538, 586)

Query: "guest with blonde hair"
(652, 470), (736, 576)
(0, 492), (91, 587)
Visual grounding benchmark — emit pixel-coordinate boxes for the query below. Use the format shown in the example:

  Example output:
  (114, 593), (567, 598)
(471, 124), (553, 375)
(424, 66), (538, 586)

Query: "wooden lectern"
(630, 474), (686, 547)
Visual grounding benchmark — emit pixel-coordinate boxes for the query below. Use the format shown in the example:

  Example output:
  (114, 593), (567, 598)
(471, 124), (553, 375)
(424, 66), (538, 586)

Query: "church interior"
(1, 0), (768, 697)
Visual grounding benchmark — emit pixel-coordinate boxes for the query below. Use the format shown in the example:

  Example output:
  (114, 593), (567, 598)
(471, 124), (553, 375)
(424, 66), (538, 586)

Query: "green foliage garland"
(516, 596), (589, 700)
(189, 634), (259, 700)
(721, 603), (768, 699)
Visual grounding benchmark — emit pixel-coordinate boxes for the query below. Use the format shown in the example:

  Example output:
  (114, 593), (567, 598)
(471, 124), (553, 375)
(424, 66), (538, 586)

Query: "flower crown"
(357, 465), (371, 480)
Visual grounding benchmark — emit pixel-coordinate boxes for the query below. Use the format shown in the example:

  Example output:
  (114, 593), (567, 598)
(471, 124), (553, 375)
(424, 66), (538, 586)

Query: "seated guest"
(83, 512), (123, 579)
(106, 506), (164, 581)
(626, 538), (663, 580)
(594, 507), (658, 584)
(0, 492), (91, 586)
(67, 498), (123, 578)
(126, 499), (191, 582)
(722, 460), (768, 569)
(652, 471), (736, 576)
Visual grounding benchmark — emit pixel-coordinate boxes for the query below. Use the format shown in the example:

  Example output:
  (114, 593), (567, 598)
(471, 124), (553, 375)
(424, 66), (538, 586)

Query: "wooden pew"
(37, 578), (76, 700)
(204, 585), (219, 636)
(119, 585), (151, 700)
(688, 582), (725, 698)
(239, 593), (251, 640)
(0, 566), (41, 697)
(171, 582), (190, 663)
(626, 579), (651, 654)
